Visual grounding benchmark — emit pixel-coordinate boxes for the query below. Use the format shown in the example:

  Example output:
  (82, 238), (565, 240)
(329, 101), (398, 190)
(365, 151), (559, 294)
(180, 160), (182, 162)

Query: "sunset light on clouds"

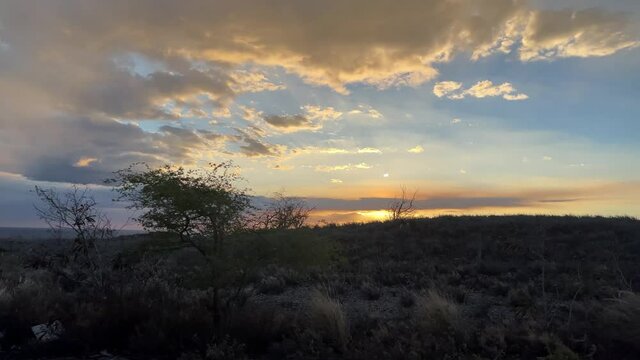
(1, 0), (639, 226)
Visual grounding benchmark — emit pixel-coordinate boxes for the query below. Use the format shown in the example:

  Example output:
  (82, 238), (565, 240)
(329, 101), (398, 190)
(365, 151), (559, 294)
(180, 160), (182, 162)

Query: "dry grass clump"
(414, 289), (465, 338)
(308, 288), (349, 352)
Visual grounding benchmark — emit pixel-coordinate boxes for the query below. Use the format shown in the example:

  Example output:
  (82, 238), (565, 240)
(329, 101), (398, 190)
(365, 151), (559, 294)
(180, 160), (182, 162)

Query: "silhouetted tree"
(253, 192), (313, 230)
(387, 186), (417, 221)
(109, 162), (250, 258)
(33, 185), (112, 289)
(108, 161), (251, 331)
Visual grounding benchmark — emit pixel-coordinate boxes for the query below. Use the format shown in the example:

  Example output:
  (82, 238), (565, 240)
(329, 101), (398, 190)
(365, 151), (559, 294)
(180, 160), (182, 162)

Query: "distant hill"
(0, 227), (144, 240)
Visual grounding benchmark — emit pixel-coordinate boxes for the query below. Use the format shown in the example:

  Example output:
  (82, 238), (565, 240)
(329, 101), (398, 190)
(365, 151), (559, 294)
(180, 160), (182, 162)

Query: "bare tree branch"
(252, 191), (314, 230)
(387, 186), (417, 221)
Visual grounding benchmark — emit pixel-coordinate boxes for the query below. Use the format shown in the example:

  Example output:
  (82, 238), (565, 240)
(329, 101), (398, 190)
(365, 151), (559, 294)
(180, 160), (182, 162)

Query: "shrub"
(596, 291), (640, 350)
(308, 289), (349, 352)
(414, 290), (465, 338)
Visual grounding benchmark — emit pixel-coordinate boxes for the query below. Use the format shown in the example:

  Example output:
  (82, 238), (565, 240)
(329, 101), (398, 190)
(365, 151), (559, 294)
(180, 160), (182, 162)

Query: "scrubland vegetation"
(1, 164), (639, 359)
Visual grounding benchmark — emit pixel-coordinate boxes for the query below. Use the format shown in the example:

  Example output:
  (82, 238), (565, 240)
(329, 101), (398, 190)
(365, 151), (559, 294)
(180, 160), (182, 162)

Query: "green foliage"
(109, 162), (250, 257)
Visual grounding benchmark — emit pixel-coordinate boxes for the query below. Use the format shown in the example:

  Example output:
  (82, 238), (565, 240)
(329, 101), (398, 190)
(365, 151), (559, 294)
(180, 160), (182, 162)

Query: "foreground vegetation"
(1, 215), (640, 359)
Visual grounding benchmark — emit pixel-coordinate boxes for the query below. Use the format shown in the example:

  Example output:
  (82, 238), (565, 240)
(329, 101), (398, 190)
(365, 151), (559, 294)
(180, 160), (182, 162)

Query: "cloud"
(1, 1), (635, 99)
(303, 196), (527, 211)
(261, 105), (343, 132)
(503, 93), (529, 101)
(0, 108), (251, 184)
(357, 147), (382, 154)
(354, 162), (372, 169)
(263, 114), (316, 131)
(315, 162), (372, 172)
(408, 145), (425, 154)
(347, 105), (384, 119)
(315, 165), (351, 172)
(0, 0), (636, 184)
(238, 137), (281, 157)
(433, 80), (529, 100)
(302, 105), (343, 121)
(292, 147), (351, 155)
(290, 146), (382, 156)
(318, 148), (351, 154)
(239, 105), (263, 122)
(4, 50), (236, 121)
(73, 157), (99, 168)
(464, 81), (523, 99)
(229, 70), (285, 93)
(520, 9), (639, 61)
(330, 179), (343, 184)
(433, 81), (463, 97)
(366, 109), (384, 119)
(232, 129), (284, 157)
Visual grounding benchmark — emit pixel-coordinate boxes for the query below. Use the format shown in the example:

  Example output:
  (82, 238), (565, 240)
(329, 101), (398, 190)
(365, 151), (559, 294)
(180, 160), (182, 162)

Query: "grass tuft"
(308, 288), (350, 352)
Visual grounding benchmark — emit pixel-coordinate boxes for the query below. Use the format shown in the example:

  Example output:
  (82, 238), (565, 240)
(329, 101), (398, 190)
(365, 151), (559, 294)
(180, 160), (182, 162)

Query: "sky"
(1, 0), (639, 227)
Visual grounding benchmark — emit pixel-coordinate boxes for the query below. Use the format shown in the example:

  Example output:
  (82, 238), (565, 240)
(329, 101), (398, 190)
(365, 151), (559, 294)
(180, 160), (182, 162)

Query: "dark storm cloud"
(0, 115), (230, 184)
(263, 115), (312, 129)
(232, 129), (283, 157)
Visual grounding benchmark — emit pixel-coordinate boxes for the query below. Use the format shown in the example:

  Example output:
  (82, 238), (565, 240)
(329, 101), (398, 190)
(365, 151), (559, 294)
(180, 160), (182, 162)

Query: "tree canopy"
(109, 162), (251, 257)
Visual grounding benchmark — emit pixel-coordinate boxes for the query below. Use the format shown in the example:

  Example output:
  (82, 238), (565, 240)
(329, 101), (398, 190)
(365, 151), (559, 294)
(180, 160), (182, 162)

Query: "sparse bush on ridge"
(251, 191), (313, 230)
(387, 186), (417, 221)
